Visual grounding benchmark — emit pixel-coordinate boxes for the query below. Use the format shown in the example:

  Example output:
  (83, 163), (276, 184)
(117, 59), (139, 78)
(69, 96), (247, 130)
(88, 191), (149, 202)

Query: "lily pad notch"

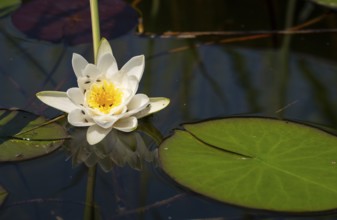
(0, 109), (68, 162)
(159, 117), (337, 213)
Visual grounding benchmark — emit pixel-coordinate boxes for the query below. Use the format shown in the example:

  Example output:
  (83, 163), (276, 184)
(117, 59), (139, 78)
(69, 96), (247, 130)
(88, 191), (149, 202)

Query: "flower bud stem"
(90, 0), (101, 64)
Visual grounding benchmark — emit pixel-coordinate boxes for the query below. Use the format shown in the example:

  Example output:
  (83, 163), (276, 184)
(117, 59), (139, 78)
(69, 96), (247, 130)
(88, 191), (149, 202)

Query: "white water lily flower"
(37, 38), (169, 145)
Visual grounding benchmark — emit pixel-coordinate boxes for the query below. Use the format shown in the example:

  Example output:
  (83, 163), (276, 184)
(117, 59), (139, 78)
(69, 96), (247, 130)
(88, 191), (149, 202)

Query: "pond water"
(1, 0), (337, 219)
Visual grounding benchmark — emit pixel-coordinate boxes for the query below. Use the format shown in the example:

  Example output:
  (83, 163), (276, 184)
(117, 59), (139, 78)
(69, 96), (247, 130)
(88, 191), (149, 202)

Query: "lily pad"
(0, 186), (7, 206)
(159, 117), (337, 212)
(11, 0), (138, 45)
(0, 0), (21, 17)
(310, 0), (337, 8)
(0, 109), (67, 161)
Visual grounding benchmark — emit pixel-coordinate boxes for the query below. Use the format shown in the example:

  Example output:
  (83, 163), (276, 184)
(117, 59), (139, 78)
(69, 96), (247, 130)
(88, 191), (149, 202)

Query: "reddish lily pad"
(11, 0), (138, 45)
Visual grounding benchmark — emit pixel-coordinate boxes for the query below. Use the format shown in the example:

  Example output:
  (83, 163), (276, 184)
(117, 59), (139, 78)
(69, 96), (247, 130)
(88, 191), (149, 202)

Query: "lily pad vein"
(260, 159), (337, 194)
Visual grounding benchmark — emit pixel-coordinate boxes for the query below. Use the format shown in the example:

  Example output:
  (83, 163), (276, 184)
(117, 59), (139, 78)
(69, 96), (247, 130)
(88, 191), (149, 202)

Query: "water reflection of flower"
(65, 127), (157, 172)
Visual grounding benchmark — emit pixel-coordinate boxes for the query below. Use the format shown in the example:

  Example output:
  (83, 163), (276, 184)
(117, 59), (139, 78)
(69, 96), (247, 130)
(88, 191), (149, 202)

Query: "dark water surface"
(1, 0), (337, 219)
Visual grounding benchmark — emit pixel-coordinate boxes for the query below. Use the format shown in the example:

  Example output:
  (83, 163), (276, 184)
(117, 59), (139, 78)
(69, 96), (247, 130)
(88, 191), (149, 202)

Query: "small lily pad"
(310, 0), (337, 8)
(0, 109), (67, 161)
(0, 185), (7, 206)
(159, 117), (337, 212)
(0, 0), (21, 17)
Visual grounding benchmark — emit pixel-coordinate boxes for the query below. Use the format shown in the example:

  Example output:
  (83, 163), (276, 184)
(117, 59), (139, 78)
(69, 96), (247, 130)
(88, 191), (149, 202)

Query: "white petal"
(87, 124), (112, 145)
(109, 103), (127, 115)
(113, 117), (138, 132)
(83, 64), (100, 78)
(127, 94), (149, 110)
(135, 97), (170, 119)
(105, 70), (122, 84)
(121, 75), (139, 96)
(97, 38), (113, 63)
(72, 53), (88, 78)
(67, 88), (84, 105)
(36, 91), (78, 113)
(77, 77), (92, 92)
(98, 53), (118, 75)
(68, 109), (94, 127)
(120, 55), (144, 81)
(125, 94), (150, 117)
(93, 115), (120, 129)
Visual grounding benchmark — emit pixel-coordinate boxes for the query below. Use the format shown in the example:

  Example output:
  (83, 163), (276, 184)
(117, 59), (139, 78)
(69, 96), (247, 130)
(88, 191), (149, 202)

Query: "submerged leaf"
(0, 109), (67, 161)
(159, 117), (337, 212)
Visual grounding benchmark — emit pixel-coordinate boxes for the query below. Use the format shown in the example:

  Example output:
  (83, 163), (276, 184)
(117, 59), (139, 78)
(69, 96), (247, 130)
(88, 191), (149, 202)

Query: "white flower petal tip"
(121, 55), (145, 81)
(36, 91), (78, 113)
(72, 53), (88, 78)
(86, 125), (112, 145)
(135, 97), (170, 119)
(97, 38), (113, 61)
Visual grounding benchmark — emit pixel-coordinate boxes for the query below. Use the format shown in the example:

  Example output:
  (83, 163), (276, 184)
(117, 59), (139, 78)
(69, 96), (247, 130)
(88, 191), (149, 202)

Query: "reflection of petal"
(97, 157), (114, 172)
(72, 53), (88, 78)
(83, 152), (99, 168)
(117, 132), (147, 170)
(87, 125), (112, 145)
(66, 125), (158, 171)
(36, 91), (78, 113)
(108, 136), (132, 166)
(120, 55), (144, 81)
(135, 133), (154, 162)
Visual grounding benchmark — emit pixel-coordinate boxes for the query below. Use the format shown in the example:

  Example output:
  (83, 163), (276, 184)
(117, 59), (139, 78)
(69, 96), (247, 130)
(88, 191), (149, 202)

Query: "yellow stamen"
(86, 80), (123, 114)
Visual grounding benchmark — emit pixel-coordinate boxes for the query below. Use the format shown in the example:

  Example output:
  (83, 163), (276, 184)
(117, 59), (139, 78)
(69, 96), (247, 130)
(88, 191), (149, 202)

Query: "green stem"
(84, 166), (97, 220)
(90, 0), (101, 63)
(83, 0), (100, 219)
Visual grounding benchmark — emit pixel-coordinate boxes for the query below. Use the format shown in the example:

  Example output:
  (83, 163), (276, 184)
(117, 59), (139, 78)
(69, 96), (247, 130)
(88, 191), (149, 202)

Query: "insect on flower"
(37, 38), (169, 145)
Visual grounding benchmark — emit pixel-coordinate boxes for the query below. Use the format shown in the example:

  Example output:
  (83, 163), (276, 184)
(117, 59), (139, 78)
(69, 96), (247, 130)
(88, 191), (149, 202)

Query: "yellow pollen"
(86, 80), (123, 114)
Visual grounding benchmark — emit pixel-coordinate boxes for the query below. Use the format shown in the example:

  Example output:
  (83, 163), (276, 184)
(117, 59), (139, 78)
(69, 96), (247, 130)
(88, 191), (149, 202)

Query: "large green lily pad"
(0, 109), (67, 161)
(159, 117), (337, 212)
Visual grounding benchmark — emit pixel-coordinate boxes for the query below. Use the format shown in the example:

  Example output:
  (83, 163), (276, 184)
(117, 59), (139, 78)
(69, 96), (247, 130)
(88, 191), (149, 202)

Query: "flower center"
(86, 80), (123, 114)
